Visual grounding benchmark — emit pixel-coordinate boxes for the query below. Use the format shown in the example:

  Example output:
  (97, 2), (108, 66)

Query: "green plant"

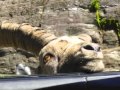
(116, 22), (120, 37)
(95, 10), (102, 27)
(89, 0), (120, 42)
(97, 17), (119, 30)
(89, 0), (102, 28)
(89, 0), (100, 12)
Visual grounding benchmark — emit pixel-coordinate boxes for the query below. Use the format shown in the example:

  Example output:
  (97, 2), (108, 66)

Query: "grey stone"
(103, 47), (120, 71)
(104, 5), (120, 21)
(100, 0), (120, 6)
(103, 30), (119, 48)
(65, 23), (103, 44)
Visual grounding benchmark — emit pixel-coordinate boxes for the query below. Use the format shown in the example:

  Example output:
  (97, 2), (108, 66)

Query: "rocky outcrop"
(66, 23), (103, 44)
(0, 48), (39, 74)
(103, 30), (119, 48)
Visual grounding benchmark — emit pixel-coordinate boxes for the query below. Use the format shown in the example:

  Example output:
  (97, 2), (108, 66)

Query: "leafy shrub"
(89, 0), (120, 39)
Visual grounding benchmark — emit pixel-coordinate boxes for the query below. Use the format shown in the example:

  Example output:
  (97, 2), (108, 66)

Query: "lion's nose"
(83, 43), (101, 52)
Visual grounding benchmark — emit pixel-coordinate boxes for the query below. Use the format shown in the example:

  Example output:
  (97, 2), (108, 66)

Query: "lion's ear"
(76, 34), (92, 42)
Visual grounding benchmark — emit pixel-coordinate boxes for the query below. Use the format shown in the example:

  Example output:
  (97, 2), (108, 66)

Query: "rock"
(28, 57), (39, 74)
(103, 30), (119, 48)
(42, 7), (95, 33)
(104, 5), (120, 22)
(0, 0), (96, 32)
(0, 52), (39, 74)
(17, 49), (35, 58)
(44, 23), (103, 44)
(103, 47), (120, 71)
(105, 51), (120, 61)
(28, 57), (38, 63)
(66, 23), (103, 44)
(100, 0), (120, 6)
(0, 47), (16, 56)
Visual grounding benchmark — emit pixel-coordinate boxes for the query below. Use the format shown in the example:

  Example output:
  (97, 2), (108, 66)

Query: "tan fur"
(40, 36), (104, 74)
(0, 21), (104, 74)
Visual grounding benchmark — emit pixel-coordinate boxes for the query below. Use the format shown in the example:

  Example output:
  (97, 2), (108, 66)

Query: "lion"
(0, 21), (104, 74)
